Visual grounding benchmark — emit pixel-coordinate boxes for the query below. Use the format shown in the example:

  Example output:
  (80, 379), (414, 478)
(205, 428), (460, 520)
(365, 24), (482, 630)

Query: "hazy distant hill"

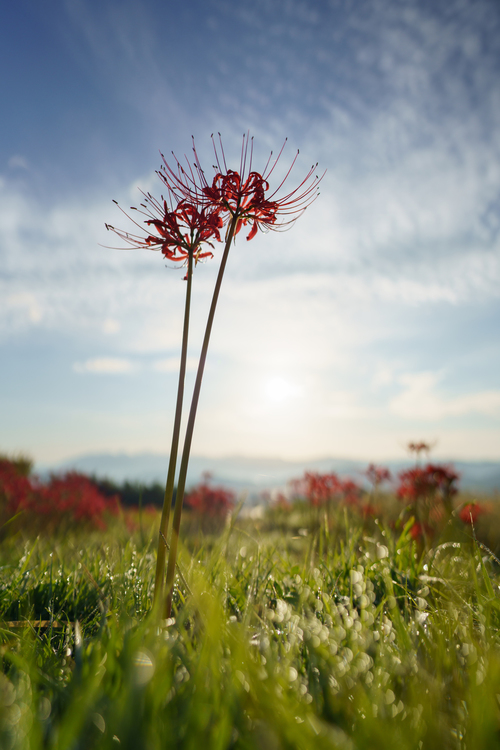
(38, 452), (500, 495)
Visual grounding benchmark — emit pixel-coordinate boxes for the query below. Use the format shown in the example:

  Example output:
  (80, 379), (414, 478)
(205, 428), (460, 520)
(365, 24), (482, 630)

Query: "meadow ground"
(1, 496), (500, 750)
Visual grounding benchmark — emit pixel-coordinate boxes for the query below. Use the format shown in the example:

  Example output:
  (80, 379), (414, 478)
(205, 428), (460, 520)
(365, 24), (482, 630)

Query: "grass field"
(1, 497), (500, 750)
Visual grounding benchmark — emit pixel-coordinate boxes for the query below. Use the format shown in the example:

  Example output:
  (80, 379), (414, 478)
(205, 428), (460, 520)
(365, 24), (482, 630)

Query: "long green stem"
(164, 216), (239, 617)
(153, 251), (193, 608)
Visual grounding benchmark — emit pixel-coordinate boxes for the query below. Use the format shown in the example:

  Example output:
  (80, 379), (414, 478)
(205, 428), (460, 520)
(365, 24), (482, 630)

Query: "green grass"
(1, 506), (500, 749)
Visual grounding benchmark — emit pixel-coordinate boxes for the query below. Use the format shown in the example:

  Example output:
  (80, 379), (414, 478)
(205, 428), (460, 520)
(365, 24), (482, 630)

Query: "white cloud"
(72, 355), (202, 375)
(153, 356), (198, 373)
(390, 372), (500, 420)
(4, 292), (43, 324)
(372, 365), (395, 388)
(8, 155), (29, 170)
(73, 357), (135, 374)
(102, 318), (120, 334)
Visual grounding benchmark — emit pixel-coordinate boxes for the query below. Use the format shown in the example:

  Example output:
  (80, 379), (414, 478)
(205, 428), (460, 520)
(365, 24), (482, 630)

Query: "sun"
(264, 377), (299, 403)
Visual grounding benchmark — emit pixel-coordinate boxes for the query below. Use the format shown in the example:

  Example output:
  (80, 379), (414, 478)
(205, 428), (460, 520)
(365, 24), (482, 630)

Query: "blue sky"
(1, 0), (500, 465)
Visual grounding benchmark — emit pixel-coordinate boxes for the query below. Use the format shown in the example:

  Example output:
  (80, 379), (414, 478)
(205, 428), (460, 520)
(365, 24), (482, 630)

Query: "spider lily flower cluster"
(106, 133), (321, 265)
(203, 135), (319, 240)
(105, 196), (222, 276)
(106, 133), (323, 616)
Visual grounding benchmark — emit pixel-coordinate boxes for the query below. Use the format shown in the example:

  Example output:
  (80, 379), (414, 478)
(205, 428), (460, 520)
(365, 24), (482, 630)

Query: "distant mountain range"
(37, 451), (500, 496)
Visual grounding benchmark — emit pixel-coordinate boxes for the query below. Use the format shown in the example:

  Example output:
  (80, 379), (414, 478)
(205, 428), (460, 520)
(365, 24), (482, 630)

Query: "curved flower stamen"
(105, 139), (226, 275)
(204, 132), (324, 241)
(105, 192), (223, 275)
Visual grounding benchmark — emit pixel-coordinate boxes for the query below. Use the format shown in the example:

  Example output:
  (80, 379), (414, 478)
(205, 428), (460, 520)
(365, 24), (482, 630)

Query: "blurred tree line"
(92, 477), (175, 509)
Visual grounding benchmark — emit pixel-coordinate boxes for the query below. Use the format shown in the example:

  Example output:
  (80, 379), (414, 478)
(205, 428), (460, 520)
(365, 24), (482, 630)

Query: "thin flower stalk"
(164, 212), (239, 617)
(152, 248), (193, 606)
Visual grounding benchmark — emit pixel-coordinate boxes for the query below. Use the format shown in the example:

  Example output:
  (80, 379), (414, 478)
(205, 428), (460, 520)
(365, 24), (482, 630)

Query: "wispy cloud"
(8, 155), (29, 171)
(72, 355), (202, 375)
(73, 357), (135, 374)
(4, 292), (42, 325)
(153, 357), (198, 373)
(1, 169), (499, 372)
(390, 372), (500, 420)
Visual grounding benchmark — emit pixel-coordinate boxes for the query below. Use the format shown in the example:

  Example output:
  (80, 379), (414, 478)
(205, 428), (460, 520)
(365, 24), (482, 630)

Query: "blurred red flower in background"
(458, 502), (485, 525)
(38, 473), (120, 529)
(409, 521), (433, 541)
(293, 471), (361, 509)
(365, 464), (392, 488)
(293, 472), (342, 507)
(341, 479), (361, 507)
(397, 464), (459, 505)
(185, 473), (235, 519)
(0, 457), (119, 533)
(0, 455), (33, 516)
(397, 462), (461, 545)
(408, 441), (432, 458)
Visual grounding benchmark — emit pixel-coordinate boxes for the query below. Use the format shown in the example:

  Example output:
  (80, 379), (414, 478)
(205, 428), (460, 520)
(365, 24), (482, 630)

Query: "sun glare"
(264, 377), (299, 403)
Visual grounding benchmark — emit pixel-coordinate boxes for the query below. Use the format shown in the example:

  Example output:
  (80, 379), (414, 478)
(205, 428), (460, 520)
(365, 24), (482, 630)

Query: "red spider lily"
(408, 441), (432, 460)
(427, 464), (459, 499)
(397, 468), (433, 503)
(273, 492), (292, 512)
(184, 474), (235, 519)
(143, 200), (222, 260)
(458, 502), (485, 525)
(0, 456), (34, 517)
(293, 471), (360, 508)
(409, 521), (433, 541)
(38, 473), (120, 528)
(203, 132), (323, 240)
(1, 458), (120, 533)
(341, 479), (361, 507)
(106, 132), (323, 264)
(106, 197), (222, 273)
(365, 463), (392, 488)
(105, 140), (224, 274)
(294, 471), (343, 507)
(360, 503), (377, 518)
(397, 463), (459, 504)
